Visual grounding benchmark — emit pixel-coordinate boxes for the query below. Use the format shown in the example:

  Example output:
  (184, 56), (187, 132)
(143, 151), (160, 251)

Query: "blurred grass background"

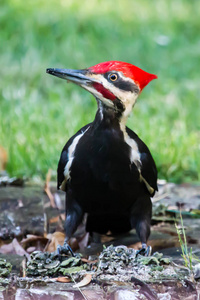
(0, 0), (199, 183)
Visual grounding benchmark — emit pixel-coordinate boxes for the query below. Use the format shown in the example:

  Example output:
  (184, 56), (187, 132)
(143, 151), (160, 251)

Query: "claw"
(57, 239), (75, 259)
(136, 244), (152, 257)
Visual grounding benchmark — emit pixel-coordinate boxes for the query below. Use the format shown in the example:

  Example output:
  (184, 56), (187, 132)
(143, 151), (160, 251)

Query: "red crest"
(89, 61), (157, 90)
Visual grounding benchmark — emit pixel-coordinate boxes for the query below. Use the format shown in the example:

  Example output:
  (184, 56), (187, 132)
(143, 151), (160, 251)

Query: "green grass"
(175, 213), (193, 271)
(0, 0), (200, 182)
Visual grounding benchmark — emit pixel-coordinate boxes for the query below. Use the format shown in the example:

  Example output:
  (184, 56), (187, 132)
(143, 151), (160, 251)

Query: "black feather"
(57, 111), (157, 243)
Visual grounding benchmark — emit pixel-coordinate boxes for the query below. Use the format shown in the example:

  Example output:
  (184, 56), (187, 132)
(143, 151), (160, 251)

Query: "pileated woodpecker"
(46, 61), (158, 255)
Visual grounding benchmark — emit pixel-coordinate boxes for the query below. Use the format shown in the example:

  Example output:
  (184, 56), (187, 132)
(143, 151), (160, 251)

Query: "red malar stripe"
(92, 82), (116, 101)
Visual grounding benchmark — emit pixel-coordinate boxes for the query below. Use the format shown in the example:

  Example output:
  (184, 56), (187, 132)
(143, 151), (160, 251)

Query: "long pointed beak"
(46, 68), (95, 85)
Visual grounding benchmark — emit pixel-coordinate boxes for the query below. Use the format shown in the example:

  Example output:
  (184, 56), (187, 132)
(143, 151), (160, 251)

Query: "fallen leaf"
(21, 235), (48, 251)
(73, 274), (92, 288)
(26, 246), (36, 253)
(0, 238), (29, 258)
(46, 232), (65, 252)
(49, 213), (65, 224)
(101, 234), (114, 243)
(81, 258), (98, 264)
(128, 242), (141, 250)
(0, 241), (15, 254)
(78, 232), (89, 250)
(68, 237), (79, 252)
(12, 239), (29, 257)
(55, 276), (71, 283)
(128, 237), (180, 253)
(49, 216), (60, 224)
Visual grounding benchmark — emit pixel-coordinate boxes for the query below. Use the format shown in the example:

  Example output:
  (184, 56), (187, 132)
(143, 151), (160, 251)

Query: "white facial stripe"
(60, 126), (90, 190)
(82, 84), (114, 108)
(86, 73), (139, 117)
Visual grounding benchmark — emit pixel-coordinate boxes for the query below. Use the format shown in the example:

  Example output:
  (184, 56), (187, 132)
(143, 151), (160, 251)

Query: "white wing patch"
(60, 127), (90, 191)
(123, 130), (155, 195)
(123, 131), (141, 170)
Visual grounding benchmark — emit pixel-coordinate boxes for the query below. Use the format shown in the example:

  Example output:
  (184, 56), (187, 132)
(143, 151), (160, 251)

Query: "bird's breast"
(65, 127), (143, 213)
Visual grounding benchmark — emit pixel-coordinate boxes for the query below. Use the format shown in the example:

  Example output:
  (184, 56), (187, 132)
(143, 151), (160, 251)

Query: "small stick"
(22, 255), (27, 278)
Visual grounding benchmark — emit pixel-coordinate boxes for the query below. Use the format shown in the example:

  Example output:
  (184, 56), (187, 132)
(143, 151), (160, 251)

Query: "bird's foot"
(57, 239), (75, 260)
(136, 243), (152, 257)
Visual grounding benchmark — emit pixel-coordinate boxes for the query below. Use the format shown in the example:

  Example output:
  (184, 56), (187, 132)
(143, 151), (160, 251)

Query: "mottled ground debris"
(1, 245), (200, 299)
(0, 180), (200, 299)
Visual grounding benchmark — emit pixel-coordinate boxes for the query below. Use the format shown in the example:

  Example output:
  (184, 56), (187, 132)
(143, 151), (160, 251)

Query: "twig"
(172, 261), (190, 271)
(22, 255), (27, 278)
(44, 169), (56, 208)
(71, 274), (89, 300)
(43, 211), (48, 238)
(152, 192), (169, 202)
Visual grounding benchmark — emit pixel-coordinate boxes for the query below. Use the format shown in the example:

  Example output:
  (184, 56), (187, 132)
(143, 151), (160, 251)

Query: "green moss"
(0, 259), (12, 278)
(59, 266), (85, 276)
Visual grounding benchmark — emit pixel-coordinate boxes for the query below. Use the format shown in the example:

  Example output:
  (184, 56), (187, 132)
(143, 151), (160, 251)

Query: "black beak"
(46, 68), (95, 85)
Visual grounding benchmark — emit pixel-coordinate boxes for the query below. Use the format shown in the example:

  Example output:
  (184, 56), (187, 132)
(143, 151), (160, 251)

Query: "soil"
(0, 178), (200, 299)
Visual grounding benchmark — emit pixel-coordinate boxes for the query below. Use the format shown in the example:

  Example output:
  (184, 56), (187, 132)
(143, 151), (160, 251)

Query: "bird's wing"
(57, 123), (91, 190)
(126, 127), (158, 196)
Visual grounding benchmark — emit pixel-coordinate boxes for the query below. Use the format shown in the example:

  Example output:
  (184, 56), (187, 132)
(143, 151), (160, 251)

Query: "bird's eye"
(109, 73), (118, 81)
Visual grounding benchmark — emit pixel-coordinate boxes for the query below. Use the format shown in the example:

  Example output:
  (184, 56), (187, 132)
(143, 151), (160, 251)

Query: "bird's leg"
(130, 196), (152, 256)
(136, 243), (152, 257)
(57, 196), (84, 259)
(57, 238), (75, 257)
(135, 217), (152, 256)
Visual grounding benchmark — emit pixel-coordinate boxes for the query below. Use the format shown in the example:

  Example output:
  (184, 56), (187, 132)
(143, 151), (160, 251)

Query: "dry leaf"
(128, 237), (180, 253)
(26, 246), (36, 253)
(78, 232), (89, 250)
(81, 258), (98, 264)
(0, 238), (29, 258)
(128, 242), (141, 250)
(73, 274), (92, 288)
(55, 276), (71, 283)
(148, 238), (179, 252)
(49, 213), (65, 224)
(46, 231), (65, 252)
(49, 216), (60, 224)
(21, 235), (48, 252)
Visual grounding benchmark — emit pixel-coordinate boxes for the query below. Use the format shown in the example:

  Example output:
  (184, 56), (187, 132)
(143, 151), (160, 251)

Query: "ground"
(0, 177), (200, 299)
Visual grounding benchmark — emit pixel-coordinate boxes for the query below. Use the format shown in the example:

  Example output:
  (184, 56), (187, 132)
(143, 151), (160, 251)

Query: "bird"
(46, 61), (158, 255)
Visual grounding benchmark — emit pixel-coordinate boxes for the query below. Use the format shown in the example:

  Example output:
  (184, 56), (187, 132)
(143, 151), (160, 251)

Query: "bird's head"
(47, 61), (157, 121)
